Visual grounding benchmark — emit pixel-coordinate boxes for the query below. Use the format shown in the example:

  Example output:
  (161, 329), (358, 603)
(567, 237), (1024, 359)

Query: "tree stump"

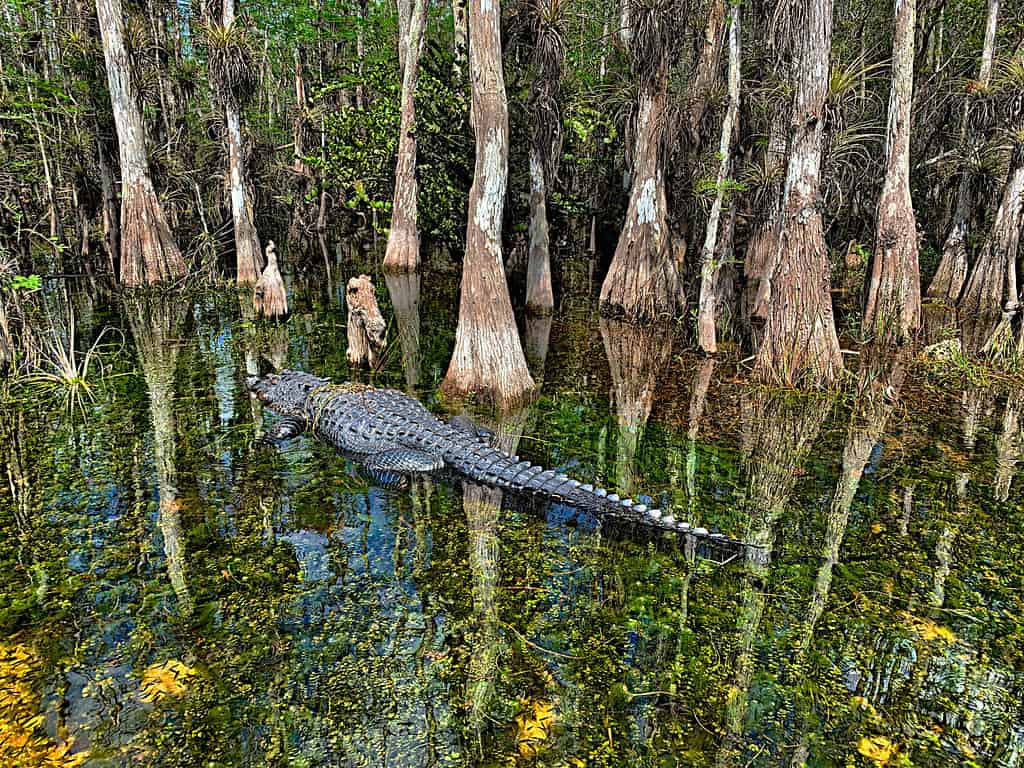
(346, 274), (386, 368)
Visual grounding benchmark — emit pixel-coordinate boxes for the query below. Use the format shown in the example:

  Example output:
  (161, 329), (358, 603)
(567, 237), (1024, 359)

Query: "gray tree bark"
(863, 0), (921, 343)
(96, 0), (186, 287)
(442, 0), (535, 408)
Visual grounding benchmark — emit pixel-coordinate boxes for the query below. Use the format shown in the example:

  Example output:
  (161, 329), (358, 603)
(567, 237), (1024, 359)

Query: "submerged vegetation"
(0, 273), (1023, 767)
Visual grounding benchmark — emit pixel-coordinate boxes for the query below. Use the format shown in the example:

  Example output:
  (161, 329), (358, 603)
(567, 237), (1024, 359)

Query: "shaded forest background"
(1, 0), (1024, 384)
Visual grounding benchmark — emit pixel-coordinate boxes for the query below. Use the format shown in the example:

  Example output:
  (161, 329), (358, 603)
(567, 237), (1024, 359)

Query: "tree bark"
(600, 65), (683, 321)
(221, 0), (263, 285)
(96, 0), (186, 287)
(925, 0), (999, 303)
(685, 0), (726, 147)
(697, 2), (740, 353)
(743, 112), (787, 334)
(441, 0), (535, 408)
(959, 145), (1024, 354)
(525, 147), (554, 313)
(863, 0), (921, 343)
(383, 0), (429, 272)
(753, 0), (843, 386)
(96, 134), (120, 278)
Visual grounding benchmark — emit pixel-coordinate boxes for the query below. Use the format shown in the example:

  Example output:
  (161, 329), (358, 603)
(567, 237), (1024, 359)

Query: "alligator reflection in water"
(3, 268), (1024, 767)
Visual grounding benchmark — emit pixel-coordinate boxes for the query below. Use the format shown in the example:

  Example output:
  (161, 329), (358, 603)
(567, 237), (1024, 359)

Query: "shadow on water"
(1, 260), (1024, 767)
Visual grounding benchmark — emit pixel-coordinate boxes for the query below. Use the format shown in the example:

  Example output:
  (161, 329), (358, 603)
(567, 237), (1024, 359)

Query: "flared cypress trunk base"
(383, 225), (420, 272)
(754, 216), (843, 387)
(120, 182), (187, 288)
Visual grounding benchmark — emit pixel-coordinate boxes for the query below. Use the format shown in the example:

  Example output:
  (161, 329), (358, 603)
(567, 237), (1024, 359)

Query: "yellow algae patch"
(0, 643), (87, 767)
(900, 612), (956, 643)
(139, 659), (199, 703)
(515, 699), (556, 758)
(858, 735), (896, 766)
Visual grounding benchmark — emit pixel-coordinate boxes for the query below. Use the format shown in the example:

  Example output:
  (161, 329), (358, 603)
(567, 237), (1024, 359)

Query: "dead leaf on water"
(139, 659), (199, 702)
(858, 735), (896, 766)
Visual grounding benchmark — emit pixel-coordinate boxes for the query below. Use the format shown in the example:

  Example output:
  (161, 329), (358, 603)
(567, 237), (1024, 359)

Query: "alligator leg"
(447, 414), (496, 445)
(363, 447), (445, 475)
(266, 417), (306, 441)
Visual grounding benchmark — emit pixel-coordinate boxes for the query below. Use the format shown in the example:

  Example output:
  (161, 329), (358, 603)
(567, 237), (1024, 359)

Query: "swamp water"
(1, 259), (1023, 768)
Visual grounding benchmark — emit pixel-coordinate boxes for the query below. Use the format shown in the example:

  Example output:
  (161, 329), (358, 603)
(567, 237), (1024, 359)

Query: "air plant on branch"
(203, 20), (258, 107)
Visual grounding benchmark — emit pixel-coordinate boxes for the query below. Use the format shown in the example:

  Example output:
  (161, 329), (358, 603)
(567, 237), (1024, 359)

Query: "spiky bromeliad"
(249, 370), (763, 565)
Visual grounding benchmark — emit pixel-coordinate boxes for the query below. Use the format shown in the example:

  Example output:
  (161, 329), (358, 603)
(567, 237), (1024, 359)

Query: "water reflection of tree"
(464, 407), (529, 747)
(787, 356), (905, 767)
(600, 318), (673, 495)
(716, 388), (828, 768)
(127, 294), (192, 615)
(384, 271), (421, 392)
(994, 385), (1023, 502)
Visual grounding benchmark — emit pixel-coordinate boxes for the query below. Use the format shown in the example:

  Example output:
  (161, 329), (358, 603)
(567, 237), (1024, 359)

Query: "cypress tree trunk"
(926, 0), (999, 303)
(222, 0), (263, 285)
(96, 0), (186, 287)
(958, 146), (1024, 354)
(600, 65), (683, 321)
(753, 0), (843, 386)
(697, 2), (740, 353)
(863, 0), (921, 342)
(383, 0), (429, 272)
(743, 112), (787, 333)
(442, 0), (535, 408)
(525, 147), (554, 312)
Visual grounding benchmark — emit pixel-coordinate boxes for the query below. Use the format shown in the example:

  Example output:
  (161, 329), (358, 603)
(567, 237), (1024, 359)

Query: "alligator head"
(246, 370), (329, 418)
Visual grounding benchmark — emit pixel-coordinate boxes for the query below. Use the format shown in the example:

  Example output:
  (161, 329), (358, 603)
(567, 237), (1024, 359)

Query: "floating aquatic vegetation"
(514, 699), (557, 758)
(858, 734), (898, 766)
(139, 659), (200, 703)
(0, 642), (87, 767)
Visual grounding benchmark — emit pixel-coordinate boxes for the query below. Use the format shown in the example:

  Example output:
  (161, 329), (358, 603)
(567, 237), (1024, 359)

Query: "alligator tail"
(448, 447), (765, 565)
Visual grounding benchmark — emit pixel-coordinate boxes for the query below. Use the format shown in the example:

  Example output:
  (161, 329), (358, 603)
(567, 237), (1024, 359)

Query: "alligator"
(248, 370), (764, 565)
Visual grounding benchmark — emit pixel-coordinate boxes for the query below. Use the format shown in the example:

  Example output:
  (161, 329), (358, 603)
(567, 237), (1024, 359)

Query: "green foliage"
(315, 43), (472, 245)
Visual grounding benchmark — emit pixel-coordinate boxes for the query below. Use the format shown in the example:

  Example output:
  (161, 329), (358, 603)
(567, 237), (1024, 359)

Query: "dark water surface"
(2, 257), (1023, 768)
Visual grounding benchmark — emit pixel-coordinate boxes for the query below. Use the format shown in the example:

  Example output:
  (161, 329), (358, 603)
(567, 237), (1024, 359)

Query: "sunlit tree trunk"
(600, 63), (682, 320)
(96, 0), (186, 287)
(926, 0), (999, 303)
(863, 0), (921, 343)
(753, 0), (843, 386)
(697, 2), (740, 353)
(221, 0), (263, 285)
(524, 1), (565, 314)
(383, 0), (429, 272)
(959, 145), (1024, 354)
(744, 112), (786, 335)
(442, 0), (535, 408)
